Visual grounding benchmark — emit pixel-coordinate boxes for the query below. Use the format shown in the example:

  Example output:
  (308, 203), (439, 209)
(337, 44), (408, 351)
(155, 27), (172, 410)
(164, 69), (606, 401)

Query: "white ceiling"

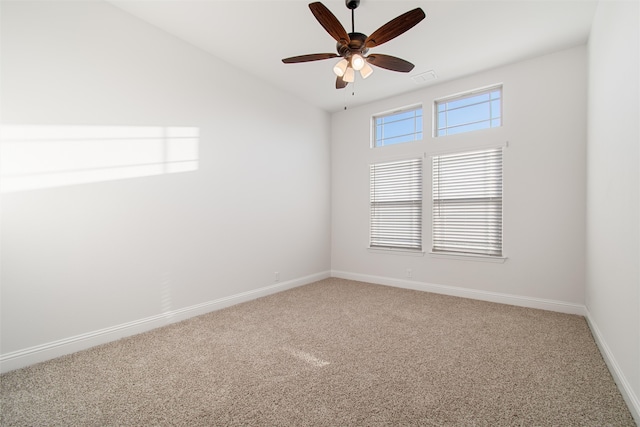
(110, 0), (597, 112)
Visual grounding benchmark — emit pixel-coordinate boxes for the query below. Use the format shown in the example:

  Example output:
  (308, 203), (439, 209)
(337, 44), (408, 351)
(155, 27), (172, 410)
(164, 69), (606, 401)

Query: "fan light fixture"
(333, 58), (348, 77)
(343, 67), (355, 83)
(351, 54), (365, 70)
(360, 62), (373, 79)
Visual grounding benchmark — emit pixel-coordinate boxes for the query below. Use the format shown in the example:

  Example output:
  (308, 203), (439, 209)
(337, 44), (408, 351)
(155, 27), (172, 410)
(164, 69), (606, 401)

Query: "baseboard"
(0, 271), (331, 374)
(331, 270), (587, 315)
(585, 311), (640, 425)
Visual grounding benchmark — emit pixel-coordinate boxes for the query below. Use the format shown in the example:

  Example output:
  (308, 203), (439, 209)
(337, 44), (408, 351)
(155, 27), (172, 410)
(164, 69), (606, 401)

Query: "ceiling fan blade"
(309, 2), (350, 44)
(336, 75), (348, 89)
(282, 53), (340, 64)
(364, 8), (425, 48)
(367, 54), (415, 73)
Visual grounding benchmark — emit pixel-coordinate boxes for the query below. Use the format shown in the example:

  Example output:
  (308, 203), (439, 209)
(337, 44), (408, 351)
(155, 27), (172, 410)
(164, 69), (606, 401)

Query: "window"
(370, 158), (422, 251)
(435, 86), (502, 137)
(432, 148), (503, 256)
(373, 106), (423, 147)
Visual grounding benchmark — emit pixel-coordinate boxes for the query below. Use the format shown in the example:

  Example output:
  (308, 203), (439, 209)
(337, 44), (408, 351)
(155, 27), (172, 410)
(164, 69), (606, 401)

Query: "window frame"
(371, 104), (423, 148)
(434, 85), (502, 137)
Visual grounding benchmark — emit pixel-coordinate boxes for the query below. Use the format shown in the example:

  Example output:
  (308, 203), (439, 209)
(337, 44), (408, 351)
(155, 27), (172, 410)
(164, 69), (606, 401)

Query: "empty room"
(1, 0), (638, 425)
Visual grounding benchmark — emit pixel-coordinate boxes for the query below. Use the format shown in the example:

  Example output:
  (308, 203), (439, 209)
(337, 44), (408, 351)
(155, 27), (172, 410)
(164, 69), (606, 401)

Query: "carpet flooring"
(0, 278), (635, 426)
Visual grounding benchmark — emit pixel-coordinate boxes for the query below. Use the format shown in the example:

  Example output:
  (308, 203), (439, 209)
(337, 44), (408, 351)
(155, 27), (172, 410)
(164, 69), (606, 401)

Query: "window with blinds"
(432, 148), (502, 256)
(370, 158), (423, 251)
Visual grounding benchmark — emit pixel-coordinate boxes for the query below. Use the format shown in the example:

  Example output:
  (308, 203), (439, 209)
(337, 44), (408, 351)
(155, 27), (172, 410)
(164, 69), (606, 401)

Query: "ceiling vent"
(411, 70), (437, 84)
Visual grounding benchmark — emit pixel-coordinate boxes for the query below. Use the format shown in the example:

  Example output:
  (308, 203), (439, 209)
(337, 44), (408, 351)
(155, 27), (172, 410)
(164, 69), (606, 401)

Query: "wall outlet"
(274, 271), (280, 282)
(406, 268), (412, 278)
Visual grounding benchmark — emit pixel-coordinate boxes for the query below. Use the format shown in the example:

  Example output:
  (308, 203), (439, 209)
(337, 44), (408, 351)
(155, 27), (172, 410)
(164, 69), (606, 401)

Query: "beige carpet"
(0, 278), (635, 426)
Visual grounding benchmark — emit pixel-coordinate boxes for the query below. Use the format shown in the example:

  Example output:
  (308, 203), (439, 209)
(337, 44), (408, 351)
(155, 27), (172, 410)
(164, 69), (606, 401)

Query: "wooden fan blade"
(309, 2), (350, 44)
(365, 8), (425, 48)
(336, 75), (348, 89)
(367, 54), (415, 72)
(282, 53), (340, 64)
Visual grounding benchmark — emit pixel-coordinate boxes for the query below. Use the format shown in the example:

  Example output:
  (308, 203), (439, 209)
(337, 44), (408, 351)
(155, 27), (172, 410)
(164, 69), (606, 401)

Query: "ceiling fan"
(282, 1), (426, 89)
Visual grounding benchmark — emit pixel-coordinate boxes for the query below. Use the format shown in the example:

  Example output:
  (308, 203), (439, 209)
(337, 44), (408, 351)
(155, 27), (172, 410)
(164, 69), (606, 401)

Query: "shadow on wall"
(0, 125), (199, 192)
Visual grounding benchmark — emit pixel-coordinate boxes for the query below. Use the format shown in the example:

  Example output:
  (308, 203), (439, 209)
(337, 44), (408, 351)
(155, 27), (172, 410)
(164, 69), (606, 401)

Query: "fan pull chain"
(343, 80), (356, 110)
(343, 84), (348, 110)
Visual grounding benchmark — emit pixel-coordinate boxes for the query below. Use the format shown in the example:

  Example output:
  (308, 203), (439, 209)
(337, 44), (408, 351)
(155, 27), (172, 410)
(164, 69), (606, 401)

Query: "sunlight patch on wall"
(0, 125), (199, 193)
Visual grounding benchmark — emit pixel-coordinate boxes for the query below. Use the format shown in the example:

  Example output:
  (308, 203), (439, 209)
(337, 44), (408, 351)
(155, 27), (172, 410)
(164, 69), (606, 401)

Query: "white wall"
(586, 0), (639, 420)
(0, 1), (331, 370)
(331, 46), (587, 309)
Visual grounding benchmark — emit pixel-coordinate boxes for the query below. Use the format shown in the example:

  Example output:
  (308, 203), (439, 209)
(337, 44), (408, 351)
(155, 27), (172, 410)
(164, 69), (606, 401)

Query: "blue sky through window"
(374, 107), (423, 147)
(437, 88), (501, 137)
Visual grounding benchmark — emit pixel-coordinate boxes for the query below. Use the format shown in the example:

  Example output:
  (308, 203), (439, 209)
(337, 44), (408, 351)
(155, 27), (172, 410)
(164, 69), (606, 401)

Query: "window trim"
(428, 251), (506, 263)
(371, 104), (423, 148)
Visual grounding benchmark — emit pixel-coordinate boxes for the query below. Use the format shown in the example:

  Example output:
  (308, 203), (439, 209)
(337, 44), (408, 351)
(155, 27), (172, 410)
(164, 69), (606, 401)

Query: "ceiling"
(109, 0), (597, 113)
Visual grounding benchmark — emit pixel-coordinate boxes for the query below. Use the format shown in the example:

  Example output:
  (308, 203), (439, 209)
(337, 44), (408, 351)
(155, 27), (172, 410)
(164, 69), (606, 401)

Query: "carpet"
(0, 278), (635, 426)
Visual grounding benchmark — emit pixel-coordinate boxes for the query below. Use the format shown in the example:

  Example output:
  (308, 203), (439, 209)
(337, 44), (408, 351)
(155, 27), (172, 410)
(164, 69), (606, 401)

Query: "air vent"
(411, 70), (437, 84)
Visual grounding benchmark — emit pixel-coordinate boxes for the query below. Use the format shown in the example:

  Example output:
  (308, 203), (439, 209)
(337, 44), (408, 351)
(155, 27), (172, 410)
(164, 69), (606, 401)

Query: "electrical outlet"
(406, 268), (412, 278)
(275, 272), (280, 282)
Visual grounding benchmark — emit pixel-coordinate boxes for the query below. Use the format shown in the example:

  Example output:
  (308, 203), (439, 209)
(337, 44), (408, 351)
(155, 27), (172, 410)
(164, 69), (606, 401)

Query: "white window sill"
(429, 251), (507, 263)
(368, 247), (425, 257)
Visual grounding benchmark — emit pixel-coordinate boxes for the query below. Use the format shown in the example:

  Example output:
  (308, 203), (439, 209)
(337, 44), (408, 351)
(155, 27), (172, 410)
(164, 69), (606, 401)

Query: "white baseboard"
(0, 271), (330, 374)
(331, 270), (587, 315)
(586, 311), (640, 425)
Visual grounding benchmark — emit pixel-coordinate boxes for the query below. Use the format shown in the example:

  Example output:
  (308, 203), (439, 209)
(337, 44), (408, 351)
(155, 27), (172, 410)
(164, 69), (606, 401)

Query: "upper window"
(435, 86), (502, 137)
(370, 158), (423, 251)
(373, 106), (423, 147)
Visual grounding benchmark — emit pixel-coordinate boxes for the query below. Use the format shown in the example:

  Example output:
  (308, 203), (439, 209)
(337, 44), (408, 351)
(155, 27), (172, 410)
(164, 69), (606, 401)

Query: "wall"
(0, 1), (331, 371)
(331, 46), (587, 311)
(586, 0), (639, 420)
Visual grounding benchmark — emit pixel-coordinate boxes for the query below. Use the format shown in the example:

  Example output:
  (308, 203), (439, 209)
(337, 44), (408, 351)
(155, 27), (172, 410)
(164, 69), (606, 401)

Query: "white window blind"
(432, 148), (502, 256)
(370, 158), (423, 251)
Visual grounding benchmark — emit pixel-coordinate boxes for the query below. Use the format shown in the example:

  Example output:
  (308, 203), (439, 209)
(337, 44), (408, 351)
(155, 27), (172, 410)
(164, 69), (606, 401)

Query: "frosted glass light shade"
(360, 62), (373, 79)
(351, 54), (365, 71)
(343, 67), (355, 83)
(333, 59), (348, 77)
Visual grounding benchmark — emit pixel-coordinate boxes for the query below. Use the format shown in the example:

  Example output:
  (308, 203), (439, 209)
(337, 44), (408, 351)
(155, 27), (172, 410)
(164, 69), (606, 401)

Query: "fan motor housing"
(336, 32), (368, 57)
(345, 0), (360, 10)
